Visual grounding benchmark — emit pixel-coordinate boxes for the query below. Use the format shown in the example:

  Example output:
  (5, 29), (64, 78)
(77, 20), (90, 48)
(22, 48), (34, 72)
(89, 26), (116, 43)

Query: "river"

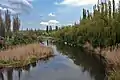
(0, 40), (106, 80)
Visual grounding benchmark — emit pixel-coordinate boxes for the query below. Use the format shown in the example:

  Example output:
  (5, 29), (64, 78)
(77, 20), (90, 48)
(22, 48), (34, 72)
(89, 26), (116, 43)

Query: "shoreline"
(0, 43), (54, 68)
(55, 41), (120, 79)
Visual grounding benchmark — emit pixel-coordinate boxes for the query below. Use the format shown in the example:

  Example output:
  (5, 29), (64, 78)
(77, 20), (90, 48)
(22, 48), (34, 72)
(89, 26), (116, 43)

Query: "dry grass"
(84, 42), (120, 69)
(101, 48), (120, 68)
(0, 43), (53, 67)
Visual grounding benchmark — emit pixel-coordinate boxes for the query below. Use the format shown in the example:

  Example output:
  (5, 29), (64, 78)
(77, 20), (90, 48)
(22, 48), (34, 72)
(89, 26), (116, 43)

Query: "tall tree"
(55, 26), (58, 31)
(83, 8), (86, 19)
(49, 26), (52, 31)
(108, 0), (112, 19)
(118, 0), (120, 13)
(87, 10), (90, 19)
(112, 0), (115, 18)
(105, 0), (108, 16)
(5, 10), (11, 38)
(97, 0), (100, 12)
(101, 2), (104, 15)
(46, 25), (49, 33)
(13, 15), (20, 32)
(0, 11), (5, 37)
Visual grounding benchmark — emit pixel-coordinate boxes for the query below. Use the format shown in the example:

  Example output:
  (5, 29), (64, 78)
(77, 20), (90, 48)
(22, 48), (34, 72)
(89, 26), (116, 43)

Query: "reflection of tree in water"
(55, 43), (106, 80)
(23, 64), (31, 71)
(7, 68), (13, 80)
(31, 62), (37, 68)
(0, 71), (4, 80)
(18, 68), (22, 80)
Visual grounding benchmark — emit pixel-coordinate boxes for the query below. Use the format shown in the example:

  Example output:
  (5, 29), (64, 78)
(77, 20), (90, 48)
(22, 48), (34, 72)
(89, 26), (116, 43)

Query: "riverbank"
(83, 42), (120, 79)
(54, 40), (120, 79)
(0, 43), (53, 68)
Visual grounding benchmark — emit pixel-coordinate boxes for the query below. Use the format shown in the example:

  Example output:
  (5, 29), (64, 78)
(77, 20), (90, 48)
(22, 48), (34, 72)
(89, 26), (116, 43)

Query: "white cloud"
(0, 0), (33, 15)
(40, 20), (59, 26)
(40, 22), (49, 25)
(48, 13), (56, 17)
(55, 0), (119, 7)
(48, 20), (59, 24)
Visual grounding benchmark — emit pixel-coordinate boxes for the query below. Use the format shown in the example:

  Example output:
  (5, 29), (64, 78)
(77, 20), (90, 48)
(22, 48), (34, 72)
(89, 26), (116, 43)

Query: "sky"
(0, 0), (119, 30)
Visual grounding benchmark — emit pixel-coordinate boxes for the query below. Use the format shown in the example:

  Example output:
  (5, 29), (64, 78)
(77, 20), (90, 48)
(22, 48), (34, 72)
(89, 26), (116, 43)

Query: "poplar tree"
(13, 15), (20, 32)
(108, 0), (111, 19)
(0, 11), (5, 37)
(113, 0), (115, 18)
(5, 10), (11, 38)
(46, 25), (49, 33)
(83, 8), (86, 19)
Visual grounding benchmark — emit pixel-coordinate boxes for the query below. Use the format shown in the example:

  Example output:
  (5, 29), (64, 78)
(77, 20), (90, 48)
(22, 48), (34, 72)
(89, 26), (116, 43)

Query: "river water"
(0, 40), (106, 80)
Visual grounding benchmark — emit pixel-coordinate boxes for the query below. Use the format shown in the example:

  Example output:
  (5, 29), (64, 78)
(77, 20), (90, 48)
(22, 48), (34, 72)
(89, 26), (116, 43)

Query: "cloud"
(48, 20), (59, 24)
(8, 0), (33, 8)
(40, 20), (59, 26)
(55, 0), (119, 7)
(48, 13), (56, 17)
(40, 22), (49, 25)
(0, 0), (34, 15)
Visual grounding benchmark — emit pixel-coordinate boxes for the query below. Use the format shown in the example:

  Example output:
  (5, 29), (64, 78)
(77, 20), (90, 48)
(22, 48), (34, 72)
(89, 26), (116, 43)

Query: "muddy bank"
(0, 43), (54, 68)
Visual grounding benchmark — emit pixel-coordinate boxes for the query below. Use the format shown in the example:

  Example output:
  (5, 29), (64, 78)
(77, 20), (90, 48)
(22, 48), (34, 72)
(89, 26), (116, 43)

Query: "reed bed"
(84, 42), (120, 70)
(0, 43), (53, 68)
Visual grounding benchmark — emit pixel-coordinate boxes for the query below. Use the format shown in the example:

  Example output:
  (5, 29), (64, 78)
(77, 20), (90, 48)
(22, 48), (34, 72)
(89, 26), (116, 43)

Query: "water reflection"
(7, 68), (13, 80)
(0, 71), (4, 80)
(31, 62), (36, 68)
(55, 43), (106, 80)
(22, 64), (31, 71)
(0, 41), (106, 80)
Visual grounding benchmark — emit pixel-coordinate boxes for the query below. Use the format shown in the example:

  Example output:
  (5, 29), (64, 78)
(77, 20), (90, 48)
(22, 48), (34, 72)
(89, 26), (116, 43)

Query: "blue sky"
(0, 0), (119, 30)
(20, 0), (94, 30)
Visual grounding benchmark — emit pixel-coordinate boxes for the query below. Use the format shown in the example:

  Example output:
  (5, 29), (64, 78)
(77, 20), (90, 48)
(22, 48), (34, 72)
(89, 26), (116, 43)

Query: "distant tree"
(105, 0), (108, 16)
(87, 10), (90, 19)
(13, 15), (20, 32)
(5, 10), (11, 38)
(74, 22), (77, 26)
(26, 28), (29, 31)
(83, 8), (86, 19)
(108, 0), (112, 19)
(49, 26), (52, 31)
(55, 26), (58, 31)
(46, 25), (49, 33)
(0, 11), (5, 37)
(113, 0), (115, 18)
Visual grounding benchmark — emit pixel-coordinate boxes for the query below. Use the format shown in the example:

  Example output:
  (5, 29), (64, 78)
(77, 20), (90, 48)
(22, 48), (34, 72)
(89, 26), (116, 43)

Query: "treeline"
(52, 0), (120, 48)
(0, 10), (44, 48)
(9, 29), (44, 45)
(0, 10), (20, 38)
(46, 25), (59, 33)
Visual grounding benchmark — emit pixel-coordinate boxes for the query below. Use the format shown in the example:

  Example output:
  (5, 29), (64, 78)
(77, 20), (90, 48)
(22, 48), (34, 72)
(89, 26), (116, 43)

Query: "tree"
(46, 25), (49, 33)
(5, 10), (11, 38)
(112, 0), (115, 18)
(0, 11), (5, 37)
(83, 8), (86, 19)
(53, 0), (120, 48)
(49, 26), (52, 31)
(87, 10), (90, 19)
(55, 26), (58, 31)
(13, 15), (20, 32)
(108, 0), (112, 19)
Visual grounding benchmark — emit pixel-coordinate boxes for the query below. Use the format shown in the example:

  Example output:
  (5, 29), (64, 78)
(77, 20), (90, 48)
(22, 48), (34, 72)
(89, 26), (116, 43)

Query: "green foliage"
(52, 0), (120, 49)
(6, 30), (44, 46)
(46, 26), (49, 33)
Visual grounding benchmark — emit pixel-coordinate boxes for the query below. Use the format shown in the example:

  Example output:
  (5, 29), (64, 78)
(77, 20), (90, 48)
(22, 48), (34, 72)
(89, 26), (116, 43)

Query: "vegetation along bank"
(0, 7), (53, 68)
(51, 0), (120, 79)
